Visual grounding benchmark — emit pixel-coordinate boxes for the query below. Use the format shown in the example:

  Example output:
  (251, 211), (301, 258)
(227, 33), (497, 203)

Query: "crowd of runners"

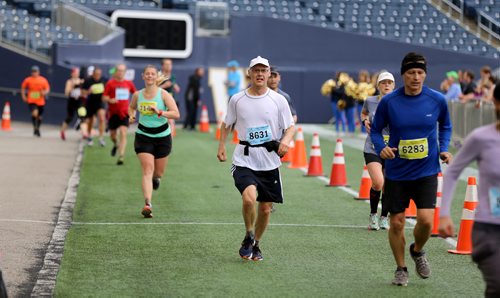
(15, 52), (499, 296)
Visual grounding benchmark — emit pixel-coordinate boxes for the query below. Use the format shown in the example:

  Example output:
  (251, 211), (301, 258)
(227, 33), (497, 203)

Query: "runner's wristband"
(362, 119), (367, 126)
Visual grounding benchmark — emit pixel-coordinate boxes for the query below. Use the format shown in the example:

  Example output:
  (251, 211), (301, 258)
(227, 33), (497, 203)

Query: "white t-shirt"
(225, 88), (294, 171)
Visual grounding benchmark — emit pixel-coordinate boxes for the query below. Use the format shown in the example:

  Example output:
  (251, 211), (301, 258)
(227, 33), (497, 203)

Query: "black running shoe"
(34, 128), (41, 137)
(239, 235), (254, 259)
(111, 145), (117, 157)
(251, 246), (263, 261)
(141, 205), (153, 218)
(117, 156), (124, 165)
(152, 177), (161, 190)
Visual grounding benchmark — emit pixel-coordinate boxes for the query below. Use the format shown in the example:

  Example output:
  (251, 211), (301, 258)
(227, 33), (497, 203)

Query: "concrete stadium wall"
(1, 15), (497, 125)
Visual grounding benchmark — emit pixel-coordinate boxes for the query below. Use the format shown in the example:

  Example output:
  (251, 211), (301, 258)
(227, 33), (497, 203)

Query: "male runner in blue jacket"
(371, 52), (452, 287)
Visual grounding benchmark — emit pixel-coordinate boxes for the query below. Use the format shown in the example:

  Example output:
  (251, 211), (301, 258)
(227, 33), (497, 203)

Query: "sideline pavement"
(0, 122), (80, 297)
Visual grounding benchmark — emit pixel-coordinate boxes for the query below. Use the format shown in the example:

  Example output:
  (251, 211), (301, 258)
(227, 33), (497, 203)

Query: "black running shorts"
(28, 104), (44, 115)
(384, 174), (438, 214)
(108, 114), (129, 130)
(134, 133), (172, 159)
(232, 165), (283, 203)
(86, 98), (105, 117)
(364, 152), (384, 167)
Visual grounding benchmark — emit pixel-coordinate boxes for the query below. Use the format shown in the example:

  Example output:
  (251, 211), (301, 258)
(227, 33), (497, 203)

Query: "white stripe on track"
(297, 167), (458, 247)
(71, 221), (413, 229)
(0, 219), (55, 225)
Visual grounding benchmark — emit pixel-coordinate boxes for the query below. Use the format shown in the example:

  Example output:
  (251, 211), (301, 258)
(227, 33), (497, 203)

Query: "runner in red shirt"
(103, 63), (136, 165)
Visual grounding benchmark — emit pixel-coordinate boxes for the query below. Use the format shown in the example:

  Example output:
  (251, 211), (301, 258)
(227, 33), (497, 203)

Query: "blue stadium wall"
(1, 14), (497, 125)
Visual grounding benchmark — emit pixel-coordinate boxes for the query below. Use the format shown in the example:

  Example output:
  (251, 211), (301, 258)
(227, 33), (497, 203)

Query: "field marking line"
(31, 142), (84, 297)
(296, 168), (458, 247)
(71, 221), (414, 229)
(0, 219), (55, 225)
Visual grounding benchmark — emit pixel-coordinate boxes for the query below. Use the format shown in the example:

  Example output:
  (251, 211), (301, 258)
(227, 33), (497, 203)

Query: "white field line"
(71, 221), (413, 230)
(0, 219), (55, 225)
(296, 168), (458, 247)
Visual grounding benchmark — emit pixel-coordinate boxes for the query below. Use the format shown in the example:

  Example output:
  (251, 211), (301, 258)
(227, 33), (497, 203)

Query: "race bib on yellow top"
(398, 138), (428, 160)
(90, 83), (104, 94)
(138, 101), (157, 115)
(116, 88), (130, 101)
(30, 91), (41, 99)
(246, 125), (272, 145)
(383, 135), (389, 146)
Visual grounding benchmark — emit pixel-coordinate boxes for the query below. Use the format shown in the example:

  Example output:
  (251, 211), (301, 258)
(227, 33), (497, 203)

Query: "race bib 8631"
(246, 125), (272, 145)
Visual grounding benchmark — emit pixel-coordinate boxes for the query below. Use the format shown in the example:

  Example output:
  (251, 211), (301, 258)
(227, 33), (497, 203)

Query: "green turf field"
(54, 126), (482, 297)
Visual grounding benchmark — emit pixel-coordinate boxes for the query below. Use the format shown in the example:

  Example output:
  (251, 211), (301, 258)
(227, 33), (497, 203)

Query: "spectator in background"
(267, 66), (298, 123)
(83, 67), (107, 146)
(21, 65), (50, 137)
(483, 75), (498, 103)
(60, 67), (87, 141)
(225, 60), (242, 100)
(477, 66), (492, 96)
(183, 67), (204, 130)
(329, 72), (349, 135)
(444, 71), (462, 102)
(103, 63), (137, 165)
(159, 58), (181, 134)
(357, 70), (371, 133)
(459, 70), (477, 102)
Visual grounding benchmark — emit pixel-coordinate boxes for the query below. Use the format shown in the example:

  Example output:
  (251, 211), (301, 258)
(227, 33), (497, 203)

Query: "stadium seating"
(1, 0), (88, 55)
(1, 0), (497, 59)
(173, 0), (498, 59)
(472, 0), (500, 20)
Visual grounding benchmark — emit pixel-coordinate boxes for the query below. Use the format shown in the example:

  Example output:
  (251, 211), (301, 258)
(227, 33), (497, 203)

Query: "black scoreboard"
(111, 10), (193, 58)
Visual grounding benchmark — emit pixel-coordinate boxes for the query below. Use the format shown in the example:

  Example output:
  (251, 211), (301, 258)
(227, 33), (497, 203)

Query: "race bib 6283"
(398, 138), (428, 160)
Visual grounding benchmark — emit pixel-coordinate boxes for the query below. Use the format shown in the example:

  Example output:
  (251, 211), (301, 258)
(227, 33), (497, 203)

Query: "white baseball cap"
(248, 56), (270, 69)
(377, 71), (395, 85)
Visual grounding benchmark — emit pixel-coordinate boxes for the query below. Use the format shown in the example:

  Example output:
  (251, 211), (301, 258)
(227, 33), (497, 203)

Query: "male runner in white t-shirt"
(217, 56), (295, 261)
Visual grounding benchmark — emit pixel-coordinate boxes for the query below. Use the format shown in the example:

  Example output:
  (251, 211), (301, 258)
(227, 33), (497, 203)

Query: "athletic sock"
(380, 192), (389, 217)
(396, 266), (408, 272)
(36, 118), (42, 129)
(369, 188), (381, 214)
(245, 231), (254, 239)
(31, 116), (37, 128)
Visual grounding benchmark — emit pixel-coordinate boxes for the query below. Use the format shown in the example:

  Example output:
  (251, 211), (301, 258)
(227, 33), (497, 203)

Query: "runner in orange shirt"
(21, 65), (50, 137)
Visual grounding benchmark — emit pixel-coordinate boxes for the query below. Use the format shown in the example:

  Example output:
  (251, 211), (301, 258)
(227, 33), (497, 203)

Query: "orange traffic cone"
(448, 176), (478, 255)
(431, 172), (443, 237)
(199, 105), (210, 133)
(232, 129), (239, 144)
(405, 199), (417, 218)
(306, 133), (323, 176)
(289, 127), (308, 169)
(281, 140), (294, 163)
(215, 112), (223, 140)
(354, 165), (372, 200)
(1, 102), (12, 131)
(327, 138), (349, 187)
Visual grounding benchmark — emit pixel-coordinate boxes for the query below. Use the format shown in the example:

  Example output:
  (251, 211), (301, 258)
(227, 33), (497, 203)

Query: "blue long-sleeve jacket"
(371, 86), (452, 180)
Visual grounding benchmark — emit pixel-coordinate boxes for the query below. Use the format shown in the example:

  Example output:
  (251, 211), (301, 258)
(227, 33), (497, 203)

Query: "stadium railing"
(448, 101), (496, 142)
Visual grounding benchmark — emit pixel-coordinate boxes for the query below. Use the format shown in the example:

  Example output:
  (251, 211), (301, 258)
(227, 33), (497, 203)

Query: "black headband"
(400, 62), (427, 75)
